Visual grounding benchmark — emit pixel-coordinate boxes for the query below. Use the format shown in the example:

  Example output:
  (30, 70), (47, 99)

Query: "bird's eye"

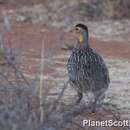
(75, 27), (80, 32)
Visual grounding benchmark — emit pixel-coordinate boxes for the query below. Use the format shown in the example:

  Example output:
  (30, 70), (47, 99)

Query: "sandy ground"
(0, 23), (129, 120)
(0, 1), (130, 130)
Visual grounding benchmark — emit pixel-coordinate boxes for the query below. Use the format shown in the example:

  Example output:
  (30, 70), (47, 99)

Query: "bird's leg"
(76, 91), (83, 104)
(91, 98), (97, 113)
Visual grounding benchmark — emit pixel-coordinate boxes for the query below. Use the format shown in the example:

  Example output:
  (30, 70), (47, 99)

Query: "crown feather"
(75, 23), (88, 33)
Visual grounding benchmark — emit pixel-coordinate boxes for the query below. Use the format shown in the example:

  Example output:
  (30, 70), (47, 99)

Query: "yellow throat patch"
(79, 35), (84, 44)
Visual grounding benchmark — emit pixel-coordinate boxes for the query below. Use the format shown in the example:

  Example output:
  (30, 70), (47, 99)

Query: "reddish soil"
(0, 6), (129, 130)
(2, 23), (130, 60)
(1, 22), (129, 79)
(0, 2), (129, 130)
(90, 38), (130, 59)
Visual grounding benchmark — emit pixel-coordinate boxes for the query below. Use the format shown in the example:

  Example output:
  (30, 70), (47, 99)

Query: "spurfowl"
(67, 24), (110, 112)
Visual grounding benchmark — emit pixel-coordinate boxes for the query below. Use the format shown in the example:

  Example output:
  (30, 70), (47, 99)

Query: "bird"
(67, 23), (110, 112)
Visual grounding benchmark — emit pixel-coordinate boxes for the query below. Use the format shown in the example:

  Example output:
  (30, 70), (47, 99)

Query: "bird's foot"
(90, 112), (96, 116)
(88, 108), (97, 116)
(89, 102), (97, 115)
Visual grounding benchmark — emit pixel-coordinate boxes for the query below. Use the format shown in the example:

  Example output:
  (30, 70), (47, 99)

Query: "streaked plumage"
(67, 24), (110, 112)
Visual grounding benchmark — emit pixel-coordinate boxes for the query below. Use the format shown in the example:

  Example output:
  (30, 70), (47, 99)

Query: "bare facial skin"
(70, 27), (86, 45)
(70, 27), (82, 42)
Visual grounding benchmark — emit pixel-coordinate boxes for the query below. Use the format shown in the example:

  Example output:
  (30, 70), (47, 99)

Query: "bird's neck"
(80, 32), (89, 49)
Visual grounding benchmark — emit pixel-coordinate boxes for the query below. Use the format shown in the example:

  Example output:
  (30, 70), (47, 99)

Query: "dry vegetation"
(0, 16), (129, 130)
(1, 0), (130, 20)
(0, 0), (130, 130)
(0, 44), (128, 130)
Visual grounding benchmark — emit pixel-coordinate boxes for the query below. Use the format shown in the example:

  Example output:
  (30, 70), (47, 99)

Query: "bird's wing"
(67, 48), (110, 92)
(82, 49), (110, 91)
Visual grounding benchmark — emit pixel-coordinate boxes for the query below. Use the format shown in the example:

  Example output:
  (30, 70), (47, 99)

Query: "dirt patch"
(1, 23), (130, 59)
(0, 23), (130, 120)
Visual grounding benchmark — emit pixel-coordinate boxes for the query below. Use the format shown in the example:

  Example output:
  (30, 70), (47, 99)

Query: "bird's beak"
(69, 28), (76, 38)
(69, 28), (74, 33)
(69, 28), (77, 37)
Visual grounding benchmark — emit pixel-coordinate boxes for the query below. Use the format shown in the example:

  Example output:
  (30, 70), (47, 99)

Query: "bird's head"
(70, 23), (89, 48)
